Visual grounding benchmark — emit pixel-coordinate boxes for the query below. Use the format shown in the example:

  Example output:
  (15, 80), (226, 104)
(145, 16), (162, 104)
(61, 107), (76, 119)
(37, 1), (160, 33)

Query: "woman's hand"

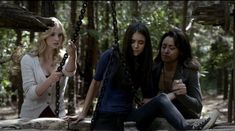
(48, 71), (63, 84)
(172, 79), (187, 96)
(67, 113), (86, 124)
(66, 40), (77, 57)
(142, 98), (152, 105)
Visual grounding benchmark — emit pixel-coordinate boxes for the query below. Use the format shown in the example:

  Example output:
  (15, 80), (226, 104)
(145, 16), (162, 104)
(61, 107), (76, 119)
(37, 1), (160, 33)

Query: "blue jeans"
(93, 112), (127, 131)
(93, 93), (192, 131)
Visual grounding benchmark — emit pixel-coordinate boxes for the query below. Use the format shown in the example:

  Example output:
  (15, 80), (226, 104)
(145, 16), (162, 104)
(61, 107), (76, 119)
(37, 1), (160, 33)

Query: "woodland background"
(0, 1), (234, 123)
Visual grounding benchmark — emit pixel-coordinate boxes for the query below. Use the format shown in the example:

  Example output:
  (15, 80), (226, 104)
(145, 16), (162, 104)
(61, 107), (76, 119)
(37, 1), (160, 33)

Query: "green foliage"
(0, 29), (15, 99)
(139, 1), (182, 57)
(0, 28), (32, 104)
(189, 23), (233, 91)
(0, 29), (15, 57)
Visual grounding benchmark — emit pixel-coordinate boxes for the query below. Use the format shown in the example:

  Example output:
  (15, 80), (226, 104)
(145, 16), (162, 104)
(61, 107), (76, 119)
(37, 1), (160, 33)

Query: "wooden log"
(68, 117), (91, 131)
(0, 118), (137, 131)
(21, 118), (67, 130)
(0, 118), (67, 130)
(228, 69), (233, 122)
(214, 125), (235, 129)
(0, 118), (25, 129)
(192, 4), (224, 16)
(68, 117), (137, 131)
(0, 4), (54, 32)
(0, 110), (220, 131)
(192, 2), (230, 27)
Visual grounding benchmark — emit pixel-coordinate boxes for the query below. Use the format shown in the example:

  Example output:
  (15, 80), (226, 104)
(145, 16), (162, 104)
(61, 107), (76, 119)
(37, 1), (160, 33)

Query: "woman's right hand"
(66, 40), (77, 57)
(48, 71), (63, 84)
(68, 113), (86, 124)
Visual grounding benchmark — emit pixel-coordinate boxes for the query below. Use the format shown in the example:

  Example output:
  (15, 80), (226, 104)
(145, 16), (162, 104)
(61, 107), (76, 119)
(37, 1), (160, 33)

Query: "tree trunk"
(228, 69), (233, 122)
(233, 7), (235, 123)
(84, 1), (95, 95)
(182, 0), (188, 32)
(223, 67), (228, 100)
(167, 1), (174, 25)
(130, 1), (139, 23)
(27, 1), (40, 43)
(67, 77), (75, 115)
(41, 1), (55, 17)
(217, 68), (223, 94)
(11, 0), (23, 117)
(83, 1), (96, 115)
(67, 0), (77, 115)
(80, 37), (87, 99)
(13, 29), (23, 117)
(100, 1), (110, 50)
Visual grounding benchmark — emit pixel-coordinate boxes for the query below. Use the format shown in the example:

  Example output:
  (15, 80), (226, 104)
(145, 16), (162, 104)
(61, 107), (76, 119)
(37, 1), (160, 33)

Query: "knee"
(153, 93), (170, 105)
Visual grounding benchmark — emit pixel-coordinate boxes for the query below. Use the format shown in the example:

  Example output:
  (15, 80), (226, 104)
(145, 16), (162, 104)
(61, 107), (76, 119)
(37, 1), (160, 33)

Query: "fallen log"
(0, 118), (136, 131)
(0, 118), (67, 130)
(0, 110), (220, 130)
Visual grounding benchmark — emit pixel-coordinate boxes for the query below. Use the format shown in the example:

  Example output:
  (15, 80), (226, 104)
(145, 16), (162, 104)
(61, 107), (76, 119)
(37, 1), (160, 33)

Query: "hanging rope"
(55, 1), (87, 117)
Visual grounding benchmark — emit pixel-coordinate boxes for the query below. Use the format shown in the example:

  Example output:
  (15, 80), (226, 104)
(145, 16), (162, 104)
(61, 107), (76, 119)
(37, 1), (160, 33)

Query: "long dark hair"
(113, 22), (153, 88)
(154, 29), (200, 70)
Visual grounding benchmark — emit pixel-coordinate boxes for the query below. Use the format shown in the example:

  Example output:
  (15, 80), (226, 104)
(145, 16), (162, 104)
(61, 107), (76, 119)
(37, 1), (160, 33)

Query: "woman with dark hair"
(152, 28), (203, 119)
(71, 23), (208, 130)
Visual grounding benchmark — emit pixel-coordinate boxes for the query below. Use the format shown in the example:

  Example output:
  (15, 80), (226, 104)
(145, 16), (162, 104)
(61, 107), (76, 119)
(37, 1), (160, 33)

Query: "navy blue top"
(94, 48), (134, 113)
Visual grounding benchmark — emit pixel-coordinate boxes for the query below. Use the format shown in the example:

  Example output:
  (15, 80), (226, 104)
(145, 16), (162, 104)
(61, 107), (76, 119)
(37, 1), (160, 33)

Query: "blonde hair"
(30, 17), (66, 65)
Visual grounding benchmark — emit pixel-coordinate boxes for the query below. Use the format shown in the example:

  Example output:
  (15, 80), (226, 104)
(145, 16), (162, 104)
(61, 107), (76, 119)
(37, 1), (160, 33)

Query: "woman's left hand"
(66, 40), (77, 57)
(61, 115), (69, 121)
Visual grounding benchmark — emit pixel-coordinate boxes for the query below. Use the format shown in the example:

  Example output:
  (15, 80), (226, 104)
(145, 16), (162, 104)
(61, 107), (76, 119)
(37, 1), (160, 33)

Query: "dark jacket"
(152, 62), (202, 119)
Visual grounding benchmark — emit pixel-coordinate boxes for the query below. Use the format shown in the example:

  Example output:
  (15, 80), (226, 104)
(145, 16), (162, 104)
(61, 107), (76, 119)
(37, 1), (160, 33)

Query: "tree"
(67, 0), (77, 115)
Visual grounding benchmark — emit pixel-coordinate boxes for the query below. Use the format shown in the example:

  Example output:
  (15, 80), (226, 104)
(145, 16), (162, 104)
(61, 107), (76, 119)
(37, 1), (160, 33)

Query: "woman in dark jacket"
(152, 28), (203, 119)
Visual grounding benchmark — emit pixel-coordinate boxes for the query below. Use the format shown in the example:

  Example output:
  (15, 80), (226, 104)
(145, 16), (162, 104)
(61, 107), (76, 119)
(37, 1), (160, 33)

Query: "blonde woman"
(20, 17), (77, 118)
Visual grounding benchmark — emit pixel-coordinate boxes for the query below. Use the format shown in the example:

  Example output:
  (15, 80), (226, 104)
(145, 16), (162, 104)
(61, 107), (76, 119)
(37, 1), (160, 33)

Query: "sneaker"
(192, 117), (211, 130)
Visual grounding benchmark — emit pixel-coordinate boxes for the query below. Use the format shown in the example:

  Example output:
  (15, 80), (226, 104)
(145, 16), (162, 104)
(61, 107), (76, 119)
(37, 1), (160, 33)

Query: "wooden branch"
(0, 4), (54, 32)
(192, 3), (228, 26)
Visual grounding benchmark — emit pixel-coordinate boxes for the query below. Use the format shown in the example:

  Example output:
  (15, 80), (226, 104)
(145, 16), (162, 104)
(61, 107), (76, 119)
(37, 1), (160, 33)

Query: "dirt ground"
(0, 94), (230, 123)
(201, 94), (228, 123)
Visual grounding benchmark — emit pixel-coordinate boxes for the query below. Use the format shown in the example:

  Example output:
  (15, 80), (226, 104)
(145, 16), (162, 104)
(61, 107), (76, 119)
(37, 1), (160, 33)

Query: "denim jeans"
(127, 93), (192, 130)
(93, 93), (192, 131)
(93, 112), (127, 131)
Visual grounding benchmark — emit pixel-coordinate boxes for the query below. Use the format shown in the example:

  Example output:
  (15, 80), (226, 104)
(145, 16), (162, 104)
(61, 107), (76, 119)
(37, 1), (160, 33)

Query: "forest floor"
(201, 94), (228, 123)
(0, 94), (230, 123)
